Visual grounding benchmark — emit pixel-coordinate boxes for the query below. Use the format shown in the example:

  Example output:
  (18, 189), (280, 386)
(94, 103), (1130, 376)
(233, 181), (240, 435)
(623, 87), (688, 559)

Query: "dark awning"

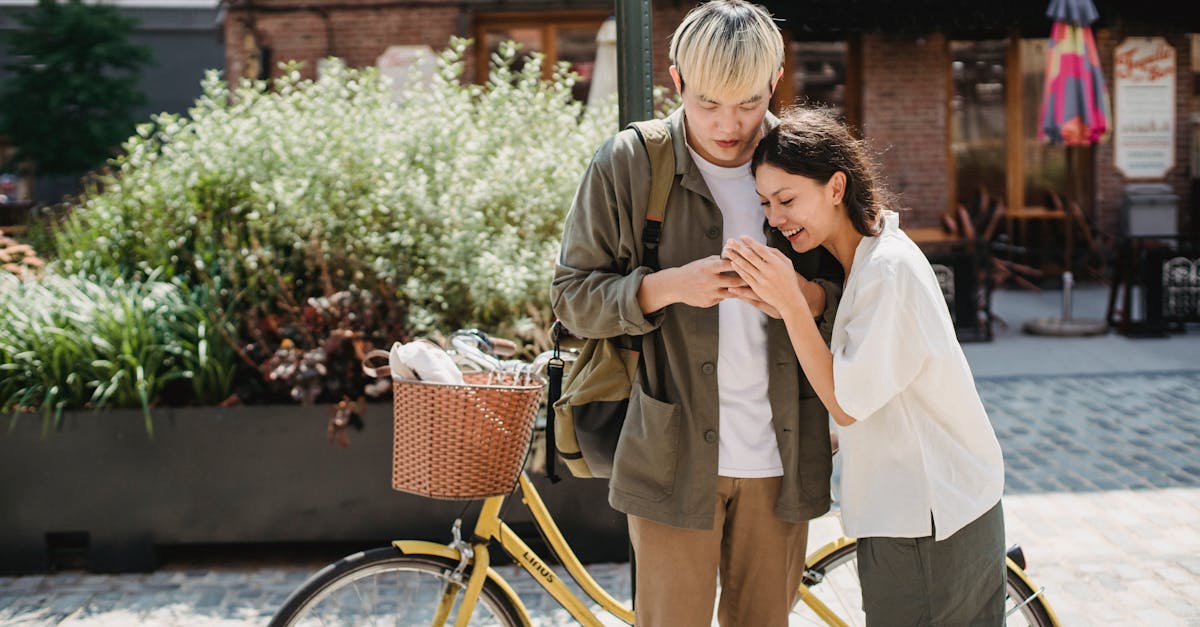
(764, 0), (1200, 38)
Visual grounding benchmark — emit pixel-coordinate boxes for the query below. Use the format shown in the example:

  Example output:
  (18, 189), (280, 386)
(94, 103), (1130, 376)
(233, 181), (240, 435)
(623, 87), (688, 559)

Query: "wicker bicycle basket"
(390, 370), (544, 500)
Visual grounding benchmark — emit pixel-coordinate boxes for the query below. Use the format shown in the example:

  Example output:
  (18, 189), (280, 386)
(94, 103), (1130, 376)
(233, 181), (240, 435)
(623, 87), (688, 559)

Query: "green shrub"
(53, 39), (618, 344)
(0, 0), (151, 176)
(23, 38), (679, 413)
(0, 269), (236, 435)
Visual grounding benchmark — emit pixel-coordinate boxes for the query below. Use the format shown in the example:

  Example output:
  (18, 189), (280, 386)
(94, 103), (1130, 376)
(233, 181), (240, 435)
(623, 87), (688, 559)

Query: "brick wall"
(650, 4), (693, 94)
(223, 1), (461, 81)
(860, 33), (950, 228)
(221, 1), (705, 99)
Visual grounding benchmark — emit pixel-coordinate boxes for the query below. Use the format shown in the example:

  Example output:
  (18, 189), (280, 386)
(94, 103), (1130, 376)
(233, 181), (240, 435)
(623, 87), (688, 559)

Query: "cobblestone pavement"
(2, 371), (1199, 626)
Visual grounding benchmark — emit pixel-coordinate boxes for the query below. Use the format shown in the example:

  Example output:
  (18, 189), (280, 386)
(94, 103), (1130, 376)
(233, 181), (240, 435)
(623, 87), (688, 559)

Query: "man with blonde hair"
(552, 1), (841, 624)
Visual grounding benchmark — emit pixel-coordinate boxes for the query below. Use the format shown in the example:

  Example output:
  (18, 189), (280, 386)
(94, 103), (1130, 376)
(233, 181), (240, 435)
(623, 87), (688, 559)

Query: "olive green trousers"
(857, 500), (1006, 627)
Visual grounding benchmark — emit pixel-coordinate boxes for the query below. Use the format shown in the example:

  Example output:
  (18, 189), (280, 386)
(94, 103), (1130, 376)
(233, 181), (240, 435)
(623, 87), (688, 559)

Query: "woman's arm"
(776, 302), (858, 426)
(724, 236), (858, 426)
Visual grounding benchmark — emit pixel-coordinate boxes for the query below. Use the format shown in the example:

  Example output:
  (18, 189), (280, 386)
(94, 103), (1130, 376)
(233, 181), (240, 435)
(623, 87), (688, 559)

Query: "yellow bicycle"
(269, 338), (1060, 626)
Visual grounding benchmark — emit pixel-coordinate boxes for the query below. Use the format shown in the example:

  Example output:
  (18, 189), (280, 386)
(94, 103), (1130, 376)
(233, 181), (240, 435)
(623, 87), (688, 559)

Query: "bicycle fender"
(1005, 557), (1062, 627)
(392, 540), (533, 627)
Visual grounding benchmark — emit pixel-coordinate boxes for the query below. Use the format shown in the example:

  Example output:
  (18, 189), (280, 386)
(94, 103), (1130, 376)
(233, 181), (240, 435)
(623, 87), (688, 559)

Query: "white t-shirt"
(832, 210), (1004, 541)
(687, 143), (782, 478)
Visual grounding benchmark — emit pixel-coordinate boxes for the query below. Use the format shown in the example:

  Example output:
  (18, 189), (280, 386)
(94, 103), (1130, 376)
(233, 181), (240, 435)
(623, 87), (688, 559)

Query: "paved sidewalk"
(2, 287), (1199, 626)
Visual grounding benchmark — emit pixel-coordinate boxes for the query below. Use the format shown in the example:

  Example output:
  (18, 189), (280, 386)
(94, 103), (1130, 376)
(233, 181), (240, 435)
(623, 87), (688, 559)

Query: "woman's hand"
(727, 284), (783, 318)
(723, 236), (813, 320)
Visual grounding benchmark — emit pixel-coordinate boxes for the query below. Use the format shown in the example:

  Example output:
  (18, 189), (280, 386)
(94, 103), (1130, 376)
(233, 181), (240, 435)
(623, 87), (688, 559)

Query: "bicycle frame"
(395, 475), (1061, 627)
(395, 472), (634, 626)
(391, 471), (867, 627)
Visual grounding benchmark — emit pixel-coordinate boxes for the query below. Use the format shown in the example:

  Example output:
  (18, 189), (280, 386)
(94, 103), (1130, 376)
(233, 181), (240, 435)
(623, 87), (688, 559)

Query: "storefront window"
(951, 40), (1008, 209)
(475, 12), (609, 102)
(1020, 38), (1082, 211)
(776, 38), (860, 130)
(788, 41), (849, 115)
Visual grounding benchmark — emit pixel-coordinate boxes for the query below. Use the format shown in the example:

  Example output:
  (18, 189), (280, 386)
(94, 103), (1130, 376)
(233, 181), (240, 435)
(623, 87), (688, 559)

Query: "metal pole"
(1061, 271), (1074, 322)
(615, 0), (654, 128)
(614, 0), (653, 604)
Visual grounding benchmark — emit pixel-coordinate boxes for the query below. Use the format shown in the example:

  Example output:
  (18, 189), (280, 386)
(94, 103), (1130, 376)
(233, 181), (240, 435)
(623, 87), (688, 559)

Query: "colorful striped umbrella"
(1038, 0), (1110, 146)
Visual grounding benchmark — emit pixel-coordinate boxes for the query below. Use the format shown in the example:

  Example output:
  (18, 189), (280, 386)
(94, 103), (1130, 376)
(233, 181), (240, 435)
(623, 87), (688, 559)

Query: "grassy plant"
(0, 269), (236, 435)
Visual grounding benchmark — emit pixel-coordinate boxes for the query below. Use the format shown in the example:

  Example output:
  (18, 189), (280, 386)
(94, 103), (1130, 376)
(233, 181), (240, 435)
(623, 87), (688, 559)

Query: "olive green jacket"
(551, 108), (841, 529)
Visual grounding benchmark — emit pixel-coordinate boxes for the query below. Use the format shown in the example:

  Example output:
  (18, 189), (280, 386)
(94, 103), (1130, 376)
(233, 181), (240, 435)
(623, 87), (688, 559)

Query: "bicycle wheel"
(1005, 566), (1055, 627)
(790, 541), (863, 626)
(269, 547), (523, 627)
(790, 540), (1055, 627)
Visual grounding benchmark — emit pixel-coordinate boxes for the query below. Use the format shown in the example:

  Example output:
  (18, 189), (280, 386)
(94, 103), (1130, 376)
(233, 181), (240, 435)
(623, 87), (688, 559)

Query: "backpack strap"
(623, 119), (673, 397)
(627, 119), (674, 271)
(545, 321), (566, 483)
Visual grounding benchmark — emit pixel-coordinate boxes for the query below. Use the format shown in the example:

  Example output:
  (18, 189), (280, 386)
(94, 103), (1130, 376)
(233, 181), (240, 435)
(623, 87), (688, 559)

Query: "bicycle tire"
(793, 539), (1055, 627)
(1005, 565), (1056, 627)
(268, 547), (524, 627)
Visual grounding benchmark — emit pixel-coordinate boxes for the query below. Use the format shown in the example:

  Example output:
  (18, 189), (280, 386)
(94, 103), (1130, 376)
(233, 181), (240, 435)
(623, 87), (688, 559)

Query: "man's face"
(672, 66), (776, 168)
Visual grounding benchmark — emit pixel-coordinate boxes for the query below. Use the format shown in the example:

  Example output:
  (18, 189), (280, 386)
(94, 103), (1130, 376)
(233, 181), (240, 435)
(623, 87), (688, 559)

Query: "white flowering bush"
(54, 39), (618, 340)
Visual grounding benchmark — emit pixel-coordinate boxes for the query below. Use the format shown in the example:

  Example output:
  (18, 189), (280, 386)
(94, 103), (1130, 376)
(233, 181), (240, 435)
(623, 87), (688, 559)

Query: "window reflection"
(789, 41), (848, 116)
(951, 39), (1008, 208)
(476, 13), (607, 103)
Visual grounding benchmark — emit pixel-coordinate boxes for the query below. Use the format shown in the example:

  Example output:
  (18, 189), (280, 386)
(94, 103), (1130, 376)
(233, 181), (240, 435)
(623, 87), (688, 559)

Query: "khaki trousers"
(627, 476), (810, 627)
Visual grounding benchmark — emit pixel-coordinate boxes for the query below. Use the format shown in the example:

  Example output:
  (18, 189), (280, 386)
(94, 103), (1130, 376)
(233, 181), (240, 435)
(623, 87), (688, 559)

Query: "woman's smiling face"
(754, 163), (847, 253)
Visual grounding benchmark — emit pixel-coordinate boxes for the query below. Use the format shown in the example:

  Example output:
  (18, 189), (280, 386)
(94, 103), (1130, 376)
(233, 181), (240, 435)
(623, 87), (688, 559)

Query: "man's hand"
(801, 277), (826, 317)
(638, 255), (747, 313)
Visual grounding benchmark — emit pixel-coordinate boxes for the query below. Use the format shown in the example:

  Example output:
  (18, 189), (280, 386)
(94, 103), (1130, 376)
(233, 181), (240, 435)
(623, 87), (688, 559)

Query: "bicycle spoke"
(309, 597), (333, 627)
(791, 546), (864, 627)
(348, 581), (379, 627)
(272, 552), (522, 626)
(826, 575), (859, 627)
(313, 605), (332, 627)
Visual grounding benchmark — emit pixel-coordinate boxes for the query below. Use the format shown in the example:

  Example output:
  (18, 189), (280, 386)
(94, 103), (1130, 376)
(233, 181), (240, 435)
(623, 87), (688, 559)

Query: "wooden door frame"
(473, 10), (611, 83)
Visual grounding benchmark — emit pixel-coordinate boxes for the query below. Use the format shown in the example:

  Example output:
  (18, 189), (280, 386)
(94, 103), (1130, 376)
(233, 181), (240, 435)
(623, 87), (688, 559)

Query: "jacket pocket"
(611, 384), (680, 502)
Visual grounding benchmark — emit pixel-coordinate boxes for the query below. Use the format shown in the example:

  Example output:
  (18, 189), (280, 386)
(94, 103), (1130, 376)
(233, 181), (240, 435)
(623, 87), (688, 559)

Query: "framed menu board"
(1114, 37), (1176, 179)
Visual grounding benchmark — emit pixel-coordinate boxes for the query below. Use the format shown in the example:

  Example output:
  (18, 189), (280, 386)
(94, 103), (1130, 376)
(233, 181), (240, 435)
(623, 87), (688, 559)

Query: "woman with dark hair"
(723, 106), (1007, 626)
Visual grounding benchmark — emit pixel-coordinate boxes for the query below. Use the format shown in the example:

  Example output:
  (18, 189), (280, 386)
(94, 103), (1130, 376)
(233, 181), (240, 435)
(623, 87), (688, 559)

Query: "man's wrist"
(638, 268), (677, 314)
(801, 279), (826, 319)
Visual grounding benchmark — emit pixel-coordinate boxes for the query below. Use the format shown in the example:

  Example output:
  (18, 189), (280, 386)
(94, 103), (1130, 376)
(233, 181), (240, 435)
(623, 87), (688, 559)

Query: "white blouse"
(831, 210), (1004, 541)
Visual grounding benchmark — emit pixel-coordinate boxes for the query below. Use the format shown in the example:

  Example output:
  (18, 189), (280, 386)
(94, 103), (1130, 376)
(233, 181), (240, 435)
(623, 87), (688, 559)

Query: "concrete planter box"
(0, 405), (626, 574)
